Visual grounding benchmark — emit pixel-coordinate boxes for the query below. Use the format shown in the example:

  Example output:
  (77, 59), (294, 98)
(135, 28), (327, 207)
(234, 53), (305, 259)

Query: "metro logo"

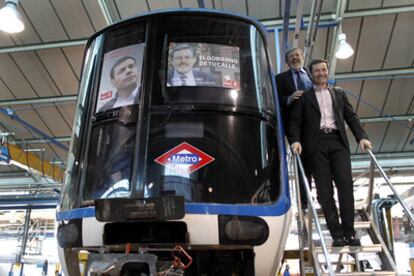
(168, 154), (200, 165)
(155, 142), (214, 174)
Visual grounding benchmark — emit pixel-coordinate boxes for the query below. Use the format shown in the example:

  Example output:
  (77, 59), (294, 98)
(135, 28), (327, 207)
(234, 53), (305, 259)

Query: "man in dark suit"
(98, 56), (140, 112)
(289, 59), (372, 246)
(276, 48), (313, 209)
(167, 44), (217, 86)
(276, 48), (313, 128)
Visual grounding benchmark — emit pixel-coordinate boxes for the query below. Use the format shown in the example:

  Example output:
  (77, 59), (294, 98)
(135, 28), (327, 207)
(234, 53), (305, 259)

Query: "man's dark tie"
(295, 71), (306, 91)
(179, 75), (187, 86)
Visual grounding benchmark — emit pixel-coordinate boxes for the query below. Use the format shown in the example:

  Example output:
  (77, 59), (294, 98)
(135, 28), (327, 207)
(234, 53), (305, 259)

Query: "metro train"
(56, 9), (291, 276)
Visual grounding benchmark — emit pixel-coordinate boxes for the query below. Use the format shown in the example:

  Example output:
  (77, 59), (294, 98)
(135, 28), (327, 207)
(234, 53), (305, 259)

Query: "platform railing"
(366, 149), (414, 227)
(293, 153), (334, 276)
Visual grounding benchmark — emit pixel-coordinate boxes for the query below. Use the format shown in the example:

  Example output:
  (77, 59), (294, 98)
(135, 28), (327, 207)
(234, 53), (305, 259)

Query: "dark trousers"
(307, 133), (355, 239)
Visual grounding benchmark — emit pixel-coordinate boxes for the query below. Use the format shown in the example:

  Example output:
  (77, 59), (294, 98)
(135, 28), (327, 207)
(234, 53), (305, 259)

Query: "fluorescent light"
(0, 0), (25, 33)
(335, 33), (354, 59)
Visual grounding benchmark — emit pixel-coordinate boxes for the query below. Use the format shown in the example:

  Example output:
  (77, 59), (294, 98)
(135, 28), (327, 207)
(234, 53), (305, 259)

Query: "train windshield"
(146, 15), (279, 204)
(62, 13), (281, 208)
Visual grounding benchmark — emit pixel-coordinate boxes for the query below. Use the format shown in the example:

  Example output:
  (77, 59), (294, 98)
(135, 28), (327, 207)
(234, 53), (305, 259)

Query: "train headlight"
(57, 219), (82, 248)
(218, 215), (269, 245)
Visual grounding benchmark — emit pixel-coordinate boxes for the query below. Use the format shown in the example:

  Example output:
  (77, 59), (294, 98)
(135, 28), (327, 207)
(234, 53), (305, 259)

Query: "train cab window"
(152, 16), (276, 116)
(144, 16), (280, 205)
(82, 23), (146, 201)
(60, 37), (102, 209)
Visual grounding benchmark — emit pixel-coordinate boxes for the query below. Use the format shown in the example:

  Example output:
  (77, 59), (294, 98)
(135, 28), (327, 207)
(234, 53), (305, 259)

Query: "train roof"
(86, 8), (269, 47)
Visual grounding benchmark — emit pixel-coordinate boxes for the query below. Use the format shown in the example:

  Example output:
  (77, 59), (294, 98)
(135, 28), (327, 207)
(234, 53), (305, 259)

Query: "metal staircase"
(15, 214), (45, 261)
(291, 150), (414, 276)
(300, 206), (396, 275)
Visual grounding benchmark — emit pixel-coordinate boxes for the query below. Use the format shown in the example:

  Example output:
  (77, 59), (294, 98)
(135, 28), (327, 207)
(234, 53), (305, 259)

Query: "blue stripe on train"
(56, 206), (95, 220)
(56, 195), (290, 221)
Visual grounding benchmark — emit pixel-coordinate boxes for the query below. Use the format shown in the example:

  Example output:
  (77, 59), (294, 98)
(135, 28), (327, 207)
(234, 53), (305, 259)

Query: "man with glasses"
(276, 47), (313, 210)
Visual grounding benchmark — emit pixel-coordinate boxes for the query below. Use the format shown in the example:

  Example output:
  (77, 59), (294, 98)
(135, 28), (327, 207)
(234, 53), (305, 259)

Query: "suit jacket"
(275, 69), (312, 130)
(167, 69), (217, 86)
(288, 87), (368, 158)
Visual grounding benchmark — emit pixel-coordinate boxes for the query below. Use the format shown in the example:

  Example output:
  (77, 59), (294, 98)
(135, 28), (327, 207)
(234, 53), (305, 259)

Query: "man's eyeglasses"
(173, 56), (194, 61)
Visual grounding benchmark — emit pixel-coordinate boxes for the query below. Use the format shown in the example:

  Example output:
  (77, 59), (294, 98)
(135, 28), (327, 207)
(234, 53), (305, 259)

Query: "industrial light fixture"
(0, 0), (25, 33)
(335, 33), (354, 59)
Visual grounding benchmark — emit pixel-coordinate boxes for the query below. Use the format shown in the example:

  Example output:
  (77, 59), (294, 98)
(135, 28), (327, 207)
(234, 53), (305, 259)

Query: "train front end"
(57, 9), (291, 276)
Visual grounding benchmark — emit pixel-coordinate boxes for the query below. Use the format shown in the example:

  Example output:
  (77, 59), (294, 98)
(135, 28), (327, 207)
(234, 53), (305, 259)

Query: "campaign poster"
(96, 43), (145, 113)
(167, 42), (240, 89)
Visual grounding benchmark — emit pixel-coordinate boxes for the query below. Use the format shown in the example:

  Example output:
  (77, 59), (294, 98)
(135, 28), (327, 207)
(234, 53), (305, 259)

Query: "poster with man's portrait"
(96, 43), (145, 113)
(167, 42), (240, 89)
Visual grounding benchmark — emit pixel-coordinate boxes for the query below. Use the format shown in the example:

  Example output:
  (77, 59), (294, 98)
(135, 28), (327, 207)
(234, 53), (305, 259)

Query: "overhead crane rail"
(1, 142), (64, 183)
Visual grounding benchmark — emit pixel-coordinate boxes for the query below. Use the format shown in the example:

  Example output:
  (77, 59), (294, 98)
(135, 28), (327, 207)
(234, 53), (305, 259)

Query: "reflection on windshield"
(144, 113), (279, 205)
(83, 118), (135, 200)
(100, 179), (131, 198)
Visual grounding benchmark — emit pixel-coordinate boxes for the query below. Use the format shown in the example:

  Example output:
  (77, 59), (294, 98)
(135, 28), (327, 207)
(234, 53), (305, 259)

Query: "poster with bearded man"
(167, 43), (240, 89)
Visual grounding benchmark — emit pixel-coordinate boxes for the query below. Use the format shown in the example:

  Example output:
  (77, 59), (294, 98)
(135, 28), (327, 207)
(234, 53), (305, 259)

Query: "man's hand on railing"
(359, 138), (373, 152)
(291, 142), (302, 154)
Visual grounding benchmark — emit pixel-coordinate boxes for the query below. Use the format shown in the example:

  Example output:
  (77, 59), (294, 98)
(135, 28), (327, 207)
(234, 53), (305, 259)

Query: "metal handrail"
(291, 154), (306, 276)
(367, 149), (414, 226)
(293, 153), (335, 276)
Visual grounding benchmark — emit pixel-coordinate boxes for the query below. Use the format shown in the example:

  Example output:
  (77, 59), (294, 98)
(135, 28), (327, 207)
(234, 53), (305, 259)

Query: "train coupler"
(86, 252), (158, 275)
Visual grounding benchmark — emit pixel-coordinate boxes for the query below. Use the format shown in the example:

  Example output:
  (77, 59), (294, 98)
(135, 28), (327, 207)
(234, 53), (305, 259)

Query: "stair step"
(322, 271), (395, 276)
(303, 205), (367, 215)
(354, 221), (371, 229)
(314, 244), (383, 254)
(310, 221), (371, 230)
(319, 260), (356, 265)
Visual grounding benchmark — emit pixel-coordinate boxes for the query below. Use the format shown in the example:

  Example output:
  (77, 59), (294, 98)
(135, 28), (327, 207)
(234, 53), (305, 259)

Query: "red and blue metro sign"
(155, 142), (215, 174)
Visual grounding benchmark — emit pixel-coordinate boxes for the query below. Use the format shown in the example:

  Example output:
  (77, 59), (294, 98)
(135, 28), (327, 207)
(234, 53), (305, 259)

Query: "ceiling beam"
(0, 172), (28, 178)
(0, 196), (59, 210)
(262, 5), (414, 27)
(0, 184), (61, 192)
(344, 6), (414, 18)
(0, 95), (77, 106)
(360, 114), (414, 123)
(13, 136), (71, 145)
(335, 68), (414, 80)
(263, 13), (335, 27)
(0, 39), (87, 54)
(97, 0), (116, 25)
